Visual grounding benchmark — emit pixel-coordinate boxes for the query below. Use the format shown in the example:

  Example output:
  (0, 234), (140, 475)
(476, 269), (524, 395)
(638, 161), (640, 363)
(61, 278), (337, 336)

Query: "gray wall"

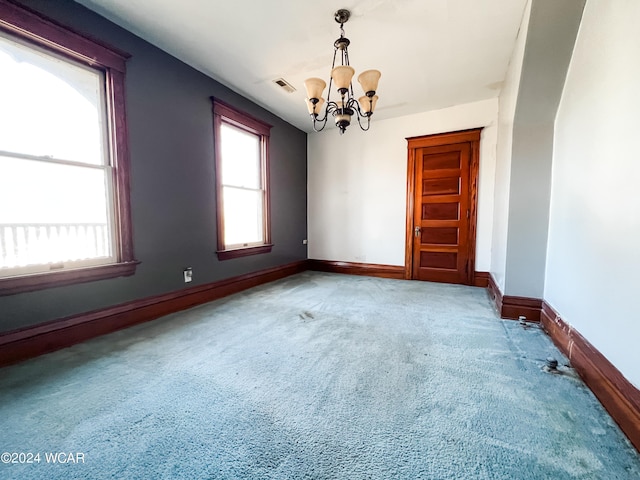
(0, 0), (308, 332)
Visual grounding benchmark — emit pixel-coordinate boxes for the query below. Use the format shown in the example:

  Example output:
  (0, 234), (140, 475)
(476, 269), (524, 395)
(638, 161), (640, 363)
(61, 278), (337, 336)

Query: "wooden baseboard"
(487, 273), (542, 321)
(0, 260), (307, 367)
(473, 271), (489, 287)
(541, 302), (640, 452)
(307, 259), (405, 280)
(487, 273), (504, 315)
(501, 295), (542, 322)
(308, 260), (486, 285)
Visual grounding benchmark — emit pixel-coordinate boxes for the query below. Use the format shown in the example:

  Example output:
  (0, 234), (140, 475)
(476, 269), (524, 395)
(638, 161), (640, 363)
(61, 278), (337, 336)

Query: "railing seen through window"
(1, 223), (110, 270)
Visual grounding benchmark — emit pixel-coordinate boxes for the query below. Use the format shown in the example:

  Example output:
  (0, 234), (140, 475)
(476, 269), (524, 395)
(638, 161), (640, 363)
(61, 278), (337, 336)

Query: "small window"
(212, 99), (272, 260)
(0, 1), (136, 295)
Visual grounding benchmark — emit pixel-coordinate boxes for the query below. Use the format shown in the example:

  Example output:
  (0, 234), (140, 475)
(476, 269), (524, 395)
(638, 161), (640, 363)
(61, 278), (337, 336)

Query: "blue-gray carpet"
(1, 272), (639, 479)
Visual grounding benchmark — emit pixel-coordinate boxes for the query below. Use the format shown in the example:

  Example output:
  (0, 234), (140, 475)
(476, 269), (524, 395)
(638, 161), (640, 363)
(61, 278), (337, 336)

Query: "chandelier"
(303, 9), (381, 135)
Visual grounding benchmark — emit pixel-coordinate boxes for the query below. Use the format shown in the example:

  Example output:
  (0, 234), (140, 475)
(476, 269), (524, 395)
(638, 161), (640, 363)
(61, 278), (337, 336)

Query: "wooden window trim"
(0, 0), (137, 296)
(211, 98), (273, 261)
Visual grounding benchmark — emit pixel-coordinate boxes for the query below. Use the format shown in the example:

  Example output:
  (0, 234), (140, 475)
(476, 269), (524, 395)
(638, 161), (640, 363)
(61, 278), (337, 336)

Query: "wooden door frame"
(404, 128), (482, 284)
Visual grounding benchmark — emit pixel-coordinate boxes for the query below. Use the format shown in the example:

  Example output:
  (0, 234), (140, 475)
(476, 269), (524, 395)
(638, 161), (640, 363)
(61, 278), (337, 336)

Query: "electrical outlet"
(183, 267), (193, 283)
(302, 239), (308, 245)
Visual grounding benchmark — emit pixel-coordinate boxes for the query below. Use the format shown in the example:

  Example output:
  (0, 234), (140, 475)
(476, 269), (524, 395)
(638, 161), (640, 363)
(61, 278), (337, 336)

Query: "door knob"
(415, 226), (421, 237)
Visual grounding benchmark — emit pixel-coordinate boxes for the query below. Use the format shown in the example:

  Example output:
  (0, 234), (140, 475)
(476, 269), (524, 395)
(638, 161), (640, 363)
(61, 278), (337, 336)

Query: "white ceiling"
(75, 0), (528, 133)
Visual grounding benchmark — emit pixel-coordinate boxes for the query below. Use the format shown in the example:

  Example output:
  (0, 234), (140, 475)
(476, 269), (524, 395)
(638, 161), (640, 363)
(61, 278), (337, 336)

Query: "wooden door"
(405, 129), (481, 285)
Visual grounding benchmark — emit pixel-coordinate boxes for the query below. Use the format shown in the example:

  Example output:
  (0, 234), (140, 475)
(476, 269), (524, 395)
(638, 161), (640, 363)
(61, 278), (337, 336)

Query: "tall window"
(212, 99), (272, 260)
(0, 1), (136, 295)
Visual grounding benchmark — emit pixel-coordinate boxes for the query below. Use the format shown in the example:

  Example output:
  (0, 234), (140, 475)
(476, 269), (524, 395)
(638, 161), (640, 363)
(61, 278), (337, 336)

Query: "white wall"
(502, 0), (585, 299)
(546, 0), (640, 388)
(491, 0), (531, 291)
(308, 98), (498, 270)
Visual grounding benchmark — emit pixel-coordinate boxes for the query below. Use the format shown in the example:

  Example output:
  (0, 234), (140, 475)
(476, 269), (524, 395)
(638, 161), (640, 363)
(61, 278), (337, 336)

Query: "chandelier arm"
(345, 96), (359, 114)
(312, 100), (339, 132)
(319, 101), (339, 122)
(313, 110), (329, 123)
(312, 114), (329, 132)
(355, 112), (372, 131)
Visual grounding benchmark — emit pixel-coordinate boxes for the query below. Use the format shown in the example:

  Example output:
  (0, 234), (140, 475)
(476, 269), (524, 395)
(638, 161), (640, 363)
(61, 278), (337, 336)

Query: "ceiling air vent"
(273, 78), (296, 93)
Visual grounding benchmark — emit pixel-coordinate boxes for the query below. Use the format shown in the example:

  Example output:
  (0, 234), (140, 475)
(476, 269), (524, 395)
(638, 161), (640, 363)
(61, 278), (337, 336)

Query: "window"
(0, 1), (136, 295)
(212, 98), (272, 260)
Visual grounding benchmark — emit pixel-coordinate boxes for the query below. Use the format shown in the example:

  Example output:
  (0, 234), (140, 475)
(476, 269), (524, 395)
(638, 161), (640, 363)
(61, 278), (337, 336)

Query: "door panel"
(412, 142), (471, 284)
(422, 227), (458, 245)
(423, 177), (460, 196)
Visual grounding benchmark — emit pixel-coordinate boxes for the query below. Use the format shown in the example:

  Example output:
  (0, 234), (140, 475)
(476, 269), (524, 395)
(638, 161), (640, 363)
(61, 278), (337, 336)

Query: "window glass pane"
(222, 186), (263, 246)
(0, 155), (112, 268)
(0, 33), (106, 165)
(220, 123), (260, 189)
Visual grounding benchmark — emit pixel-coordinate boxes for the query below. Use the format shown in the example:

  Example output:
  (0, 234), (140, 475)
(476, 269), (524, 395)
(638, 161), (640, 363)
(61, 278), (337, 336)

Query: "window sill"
(0, 261), (140, 296)
(216, 244), (273, 261)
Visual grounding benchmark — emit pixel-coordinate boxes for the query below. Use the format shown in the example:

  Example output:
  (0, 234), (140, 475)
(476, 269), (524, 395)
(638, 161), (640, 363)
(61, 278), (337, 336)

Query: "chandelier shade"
(357, 70), (381, 96)
(303, 78), (326, 102)
(331, 66), (355, 91)
(305, 97), (325, 115)
(359, 95), (378, 114)
(303, 9), (381, 135)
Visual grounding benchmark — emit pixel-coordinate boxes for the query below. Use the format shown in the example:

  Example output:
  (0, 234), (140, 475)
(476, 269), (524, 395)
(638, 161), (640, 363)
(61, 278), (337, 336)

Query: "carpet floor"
(1, 272), (639, 479)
